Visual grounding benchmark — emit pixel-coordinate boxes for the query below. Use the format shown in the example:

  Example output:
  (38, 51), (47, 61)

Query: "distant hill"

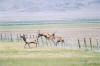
(75, 18), (100, 22)
(0, 18), (100, 26)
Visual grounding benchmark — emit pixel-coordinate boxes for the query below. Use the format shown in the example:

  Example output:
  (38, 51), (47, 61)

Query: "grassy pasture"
(0, 22), (100, 66)
(0, 41), (100, 66)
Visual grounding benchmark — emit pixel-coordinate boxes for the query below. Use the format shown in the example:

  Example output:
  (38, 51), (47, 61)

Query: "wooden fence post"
(71, 39), (74, 48)
(84, 38), (87, 48)
(30, 35), (31, 38)
(5, 33), (7, 40)
(0, 34), (2, 40)
(10, 34), (13, 42)
(66, 40), (68, 48)
(33, 35), (34, 38)
(89, 38), (93, 51)
(78, 39), (81, 48)
(20, 34), (22, 42)
(6, 34), (9, 41)
(8, 34), (10, 41)
(96, 39), (100, 50)
(17, 34), (19, 42)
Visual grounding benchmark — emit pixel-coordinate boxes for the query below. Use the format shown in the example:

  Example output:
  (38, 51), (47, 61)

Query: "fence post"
(17, 34), (19, 42)
(20, 34), (22, 42)
(30, 35), (31, 38)
(5, 33), (7, 40)
(89, 38), (93, 51)
(71, 39), (74, 48)
(66, 40), (68, 48)
(33, 35), (34, 38)
(96, 39), (100, 50)
(0, 34), (2, 40)
(84, 38), (87, 48)
(10, 34), (13, 42)
(78, 39), (81, 48)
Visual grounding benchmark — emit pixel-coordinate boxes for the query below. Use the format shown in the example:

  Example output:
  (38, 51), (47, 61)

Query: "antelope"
(55, 37), (65, 46)
(46, 33), (56, 45)
(20, 34), (38, 48)
(37, 32), (56, 46)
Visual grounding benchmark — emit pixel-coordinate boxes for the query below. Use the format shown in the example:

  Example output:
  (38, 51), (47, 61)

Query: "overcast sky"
(0, 0), (100, 21)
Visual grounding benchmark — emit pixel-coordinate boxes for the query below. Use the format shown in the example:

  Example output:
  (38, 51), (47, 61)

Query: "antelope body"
(20, 34), (38, 48)
(26, 38), (37, 43)
(56, 37), (65, 46)
(38, 32), (56, 45)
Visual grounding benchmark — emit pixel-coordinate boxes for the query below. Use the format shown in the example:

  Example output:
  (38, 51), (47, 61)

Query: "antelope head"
(20, 34), (25, 38)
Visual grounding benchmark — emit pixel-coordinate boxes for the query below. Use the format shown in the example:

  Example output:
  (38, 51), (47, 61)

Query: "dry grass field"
(0, 23), (100, 66)
(0, 41), (100, 66)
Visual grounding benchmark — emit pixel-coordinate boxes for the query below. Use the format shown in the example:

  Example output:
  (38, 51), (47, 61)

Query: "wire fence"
(0, 33), (100, 51)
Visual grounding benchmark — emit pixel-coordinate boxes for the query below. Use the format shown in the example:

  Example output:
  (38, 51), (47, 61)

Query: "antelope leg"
(24, 43), (27, 48)
(52, 39), (56, 46)
(41, 36), (43, 43)
(56, 42), (58, 46)
(48, 39), (52, 47)
(37, 40), (39, 46)
(37, 38), (39, 45)
(28, 44), (30, 48)
(61, 41), (63, 46)
(62, 40), (65, 47)
(63, 41), (65, 47)
(46, 38), (49, 46)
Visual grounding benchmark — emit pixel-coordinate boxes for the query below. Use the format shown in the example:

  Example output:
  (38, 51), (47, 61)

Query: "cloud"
(0, 0), (99, 11)
(0, 0), (100, 20)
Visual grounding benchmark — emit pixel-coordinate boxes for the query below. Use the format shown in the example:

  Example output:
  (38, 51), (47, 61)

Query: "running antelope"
(55, 37), (65, 46)
(46, 33), (56, 45)
(38, 32), (56, 45)
(20, 34), (38, 48)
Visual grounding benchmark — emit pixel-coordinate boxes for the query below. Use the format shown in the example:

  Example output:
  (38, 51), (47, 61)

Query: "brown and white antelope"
(37, 32), (56, 46)
(55, 37), (65, 46)
(20, 34), (38, 48)
(46, 33), (56, 45)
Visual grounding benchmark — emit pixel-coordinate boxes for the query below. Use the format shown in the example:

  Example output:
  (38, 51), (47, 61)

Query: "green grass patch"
(0, 42), (100, 66)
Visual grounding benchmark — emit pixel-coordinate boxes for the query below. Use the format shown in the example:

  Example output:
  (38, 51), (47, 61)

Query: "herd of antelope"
(20, 31), (65, 48)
